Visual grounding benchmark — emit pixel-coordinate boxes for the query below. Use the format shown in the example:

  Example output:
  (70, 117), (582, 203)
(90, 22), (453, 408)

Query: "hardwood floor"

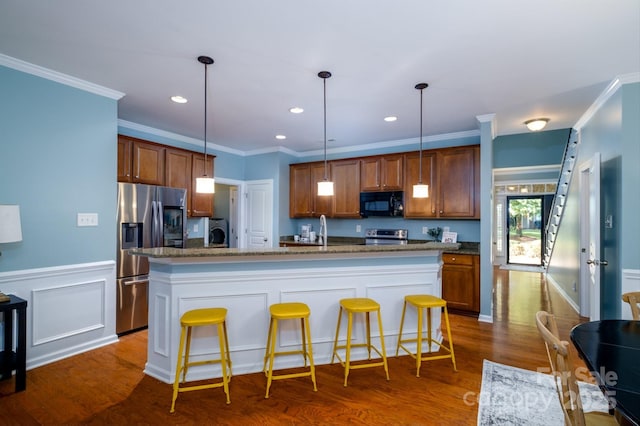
(0, 268), (586, 425)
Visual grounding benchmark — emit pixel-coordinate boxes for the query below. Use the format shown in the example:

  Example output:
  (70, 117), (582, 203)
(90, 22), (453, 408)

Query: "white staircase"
(543, 130), (580, 268)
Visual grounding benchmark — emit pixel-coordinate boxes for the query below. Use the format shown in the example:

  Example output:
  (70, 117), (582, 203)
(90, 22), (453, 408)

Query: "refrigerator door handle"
(123, 277), (149, 286)
(151, 200), (160, 247)
(157, 201), (164, 247)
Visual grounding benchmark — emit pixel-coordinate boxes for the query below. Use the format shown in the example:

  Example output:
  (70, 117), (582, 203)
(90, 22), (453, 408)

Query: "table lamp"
(0, 204), (23, 257)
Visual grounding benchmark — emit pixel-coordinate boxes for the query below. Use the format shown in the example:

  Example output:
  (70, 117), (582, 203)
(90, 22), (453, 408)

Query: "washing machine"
(209, 218), (228, 247)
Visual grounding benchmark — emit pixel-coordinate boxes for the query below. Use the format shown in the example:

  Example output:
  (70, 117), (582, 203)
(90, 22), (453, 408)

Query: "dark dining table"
(570, 320), (640, 426)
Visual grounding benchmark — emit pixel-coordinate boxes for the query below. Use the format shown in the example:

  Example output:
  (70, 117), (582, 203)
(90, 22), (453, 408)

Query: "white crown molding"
(120, 118), (480, 159)
(295, 129), (481, 158)
(574, 72), (640, 131)
(476, 113), (497, 140)
(0, 54), (124, 100)
(118, 119), (246, 157)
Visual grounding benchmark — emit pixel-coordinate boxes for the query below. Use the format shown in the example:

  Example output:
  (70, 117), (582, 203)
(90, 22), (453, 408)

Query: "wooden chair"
(535, 311), (616, 426)
(621, 291), (640, 320)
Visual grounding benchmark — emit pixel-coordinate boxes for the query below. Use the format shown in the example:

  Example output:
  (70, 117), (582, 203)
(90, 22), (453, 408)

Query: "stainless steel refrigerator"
(116, 183), (187, 334)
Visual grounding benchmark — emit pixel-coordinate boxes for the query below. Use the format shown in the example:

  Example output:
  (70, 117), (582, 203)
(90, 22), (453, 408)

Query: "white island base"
(139, 247), (445, 384)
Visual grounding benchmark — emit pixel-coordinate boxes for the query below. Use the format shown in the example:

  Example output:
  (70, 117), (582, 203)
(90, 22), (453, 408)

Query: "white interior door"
(229, 187), (238, 248)
(580, 153), (601, 320)
(246, 180), (273, 249)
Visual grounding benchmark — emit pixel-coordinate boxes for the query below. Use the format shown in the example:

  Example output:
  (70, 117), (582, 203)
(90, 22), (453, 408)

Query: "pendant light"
(317, 71), (334, 196)
(195, 55), (215, 194)
(413, 83), (429, 198)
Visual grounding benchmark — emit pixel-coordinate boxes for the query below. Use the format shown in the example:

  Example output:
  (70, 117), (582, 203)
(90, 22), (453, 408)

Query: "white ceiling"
(1, 0), (639, 154)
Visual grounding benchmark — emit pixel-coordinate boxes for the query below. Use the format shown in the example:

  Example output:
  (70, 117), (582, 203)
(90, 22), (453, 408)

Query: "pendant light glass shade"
(317, 71), (334, 196)
(413, 184), (429, 198)
(196, 177), (215, 193)
(317, 181), (334, 196)
(413, 82), (429, 199)
(196, 55), (215, 194)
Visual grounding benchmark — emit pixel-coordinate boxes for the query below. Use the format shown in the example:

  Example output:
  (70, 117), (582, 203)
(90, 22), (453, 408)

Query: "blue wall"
(0, 65), (118, 271)
(548, 82), (640, 318)
(493, 129), (570, 169)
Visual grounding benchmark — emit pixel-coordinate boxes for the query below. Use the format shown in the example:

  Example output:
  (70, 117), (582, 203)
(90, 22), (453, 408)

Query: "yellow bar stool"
(263, 302), (317, 398)
(396, 294), (457, 377)
(170, 307), (232, 413)
(331, 298), (390, 386)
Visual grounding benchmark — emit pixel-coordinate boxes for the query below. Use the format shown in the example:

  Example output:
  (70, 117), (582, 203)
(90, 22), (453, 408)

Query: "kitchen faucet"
(319, 215), (327, 248)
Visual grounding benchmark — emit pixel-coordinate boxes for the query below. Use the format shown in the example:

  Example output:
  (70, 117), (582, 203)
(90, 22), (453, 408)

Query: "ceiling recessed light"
(171, 95), (188, 104)
(289, 107), (304, 114)
(384, 116), (397, 122)
(275, 135), (286, 140)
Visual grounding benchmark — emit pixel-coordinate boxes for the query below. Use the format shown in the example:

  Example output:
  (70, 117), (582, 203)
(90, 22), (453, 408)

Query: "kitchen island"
(130, 242), (459, 384)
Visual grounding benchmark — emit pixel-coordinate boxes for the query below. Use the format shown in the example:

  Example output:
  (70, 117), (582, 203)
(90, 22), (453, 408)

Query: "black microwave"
(360, 191), (404, 218)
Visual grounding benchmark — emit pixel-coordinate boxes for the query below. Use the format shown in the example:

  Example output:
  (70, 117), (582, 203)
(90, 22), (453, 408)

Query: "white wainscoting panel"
(0, 261), (117, 370)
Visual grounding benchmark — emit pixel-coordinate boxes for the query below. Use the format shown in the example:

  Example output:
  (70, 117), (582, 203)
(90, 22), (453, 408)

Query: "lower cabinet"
(442, 253), (479, 315)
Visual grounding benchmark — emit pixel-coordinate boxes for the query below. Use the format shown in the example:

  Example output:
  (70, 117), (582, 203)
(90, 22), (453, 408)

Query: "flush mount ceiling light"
(525, 118), (549, 132)
(317, 71), (334, 197)
(413, 83), (430, 199)
(289, 107), (304, 114)
(195, 55), (215, 194)
(171, 95), (188, 104)
(384, 116), (397, 122)
(275, 134), (286, 140)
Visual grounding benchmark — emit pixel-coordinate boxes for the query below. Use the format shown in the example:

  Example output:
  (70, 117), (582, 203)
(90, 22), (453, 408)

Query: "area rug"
(477, 359), (610, 426)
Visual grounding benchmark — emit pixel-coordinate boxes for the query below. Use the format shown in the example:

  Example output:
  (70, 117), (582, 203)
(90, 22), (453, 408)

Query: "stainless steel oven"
(364, 228), (408, 245)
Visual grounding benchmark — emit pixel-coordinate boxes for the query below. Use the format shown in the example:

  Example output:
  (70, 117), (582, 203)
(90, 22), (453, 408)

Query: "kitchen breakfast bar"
(130, 243), (459, 384)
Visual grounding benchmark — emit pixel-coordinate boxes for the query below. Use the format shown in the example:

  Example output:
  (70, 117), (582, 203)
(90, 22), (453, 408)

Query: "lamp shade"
(0, 205), (23, 243)
(195, 177), (215, 194)
(412, 184), (429, 199)
(317, 180), (334, 196)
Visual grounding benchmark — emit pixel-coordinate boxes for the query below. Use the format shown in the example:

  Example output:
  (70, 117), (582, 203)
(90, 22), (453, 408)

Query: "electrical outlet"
(356, 225), (361, 233)
(77, 213), (98, 227)
(422, 226), (429, 234)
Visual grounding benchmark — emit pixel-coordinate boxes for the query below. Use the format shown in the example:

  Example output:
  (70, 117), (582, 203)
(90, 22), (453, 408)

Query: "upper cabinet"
(437, 146), (479, 218)
(360, 154), (403, 191)
(403, 145), (480, 219)
(118, 135), (165, 185)
(117, 135), (216, 218)
(289, 162), (332, 218)
(331, 159), (361, 218)
(288, 144), (480, 220)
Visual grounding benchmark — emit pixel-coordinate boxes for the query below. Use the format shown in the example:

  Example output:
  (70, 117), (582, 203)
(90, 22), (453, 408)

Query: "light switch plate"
(77, 213), (99, 227)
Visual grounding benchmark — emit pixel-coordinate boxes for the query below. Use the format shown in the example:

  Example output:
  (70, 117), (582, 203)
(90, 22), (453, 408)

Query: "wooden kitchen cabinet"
(442, 253), (479, 315)
(117, 136), (133, 181)
(190, 154), (215, 217)
(118, 136), (165, 185)
(289, 162), (332, 218)
(331, 159), (361, 218)
(360, 154), (403, 191)
(165, 148), (192, 190)
(403, 145), (480, 219)
(437, 146), (479, 218)
(118, 135), (217, 218)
